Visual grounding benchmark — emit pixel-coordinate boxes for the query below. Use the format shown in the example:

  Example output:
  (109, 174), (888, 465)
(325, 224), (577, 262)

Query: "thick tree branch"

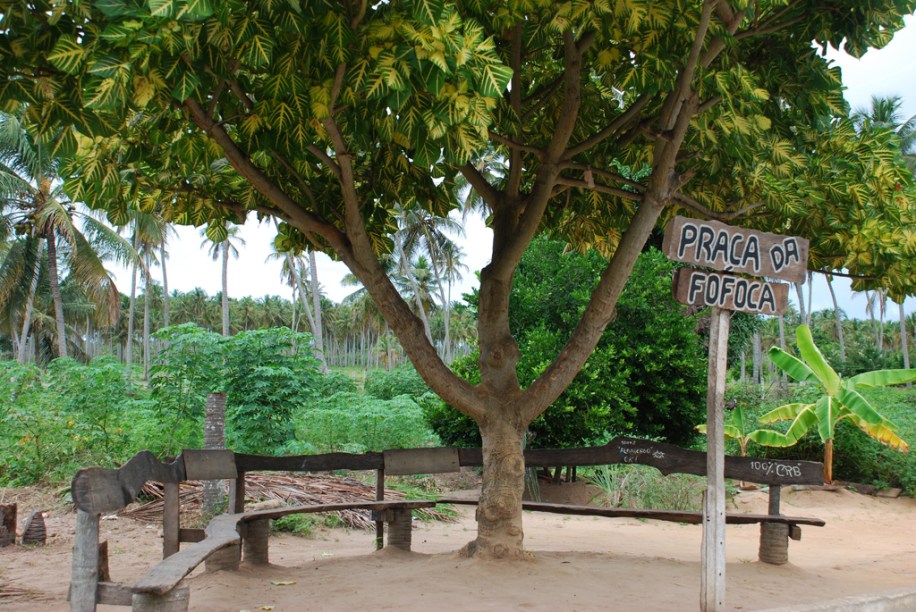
(521, 193), (668, 420)
(672, 192), (765, 221)
(507, 24), (524, 199)
(183, 99), (343, 248)
(460, 162), (501, 211)
(554, 176), (642, 201)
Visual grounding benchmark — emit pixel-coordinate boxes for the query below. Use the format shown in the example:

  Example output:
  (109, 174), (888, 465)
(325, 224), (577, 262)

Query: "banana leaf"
(836, 385), (897, 427)
(814, 395), (839, 443)
(748, 407), (818, 447)
(795, 325), (841, 396)
(767, 346), (818, 385)
(758, 402), (809, 424)
(845, 413), (909, 452)
(848, 368), (916, 389)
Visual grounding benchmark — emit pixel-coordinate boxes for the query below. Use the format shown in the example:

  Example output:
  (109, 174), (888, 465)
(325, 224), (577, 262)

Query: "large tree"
(2, 1), (914, 559)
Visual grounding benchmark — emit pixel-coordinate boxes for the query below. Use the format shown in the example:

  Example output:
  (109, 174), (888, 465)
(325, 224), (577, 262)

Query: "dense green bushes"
(426, 240), (707, 448)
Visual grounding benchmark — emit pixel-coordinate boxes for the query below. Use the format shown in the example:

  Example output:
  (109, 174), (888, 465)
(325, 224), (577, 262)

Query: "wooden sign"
(663, 216), (809, 284)
(672, 268), (789, 316)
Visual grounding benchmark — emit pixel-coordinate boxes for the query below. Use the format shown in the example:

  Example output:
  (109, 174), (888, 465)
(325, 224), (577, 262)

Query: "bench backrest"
(72, 437), (823, 514)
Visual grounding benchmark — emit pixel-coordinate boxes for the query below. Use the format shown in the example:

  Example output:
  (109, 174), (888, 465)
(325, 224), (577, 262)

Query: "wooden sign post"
(662, 216), (808, 612)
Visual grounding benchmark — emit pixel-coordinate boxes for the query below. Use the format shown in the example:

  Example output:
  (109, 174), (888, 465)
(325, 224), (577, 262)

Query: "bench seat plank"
(133, 514), (241, 596)
(437, 498), (825, 527)
(236, 500), (436, 523)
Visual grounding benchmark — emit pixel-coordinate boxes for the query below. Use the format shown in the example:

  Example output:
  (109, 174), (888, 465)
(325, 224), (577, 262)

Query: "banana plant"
(697, 405), (756, 487)
(749, 325), (913, 483)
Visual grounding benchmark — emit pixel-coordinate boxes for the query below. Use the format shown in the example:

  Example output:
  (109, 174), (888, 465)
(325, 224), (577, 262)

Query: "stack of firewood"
(119, 472), (453, 529)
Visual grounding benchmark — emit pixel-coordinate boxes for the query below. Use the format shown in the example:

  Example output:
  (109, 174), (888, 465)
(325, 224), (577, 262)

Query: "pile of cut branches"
(119, 472), (453, 529)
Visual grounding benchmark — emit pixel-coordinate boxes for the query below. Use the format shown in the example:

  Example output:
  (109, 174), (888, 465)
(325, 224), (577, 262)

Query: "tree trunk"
(794, 282), (807, 328)
(143, 251), (152, 381)
(308, 251), (329, 372)
(46, 232), (68, 359)
(203, 392), (227, 514)
(17, 240), (44, 364)
(465, 416), (527, 559)
(126, 235), (138, 369)
(161, 241), (170, 328)
(221, 242), (230, 336)
(397, 238), (433, 344)
(899, 302), (910, 385)
(823, 438), (833, 484)
(777, 315), (787, 395)
(752, 331), (762, 390)
(826, 275), (846, 362)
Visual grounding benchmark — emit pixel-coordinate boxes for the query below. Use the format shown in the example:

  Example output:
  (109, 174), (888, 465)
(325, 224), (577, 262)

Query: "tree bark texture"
(17, 239), (44, 364)
(46, 232), (68, 358)
(203, 392), (227, 514)
(465, 415), (527, 559)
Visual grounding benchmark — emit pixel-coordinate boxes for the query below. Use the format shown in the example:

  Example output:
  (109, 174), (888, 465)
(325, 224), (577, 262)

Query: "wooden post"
(70, 510), (100, 612)
(203, 392), (227, 514)
(759, 485), (789, 565)
(243, 519), (270, 565)
(701, 307), (730, 612)
(384, 509), (412, 551)
(375, 467), (385, 550)
(228, 472), (246, 514)
(163, 481), (180, 559)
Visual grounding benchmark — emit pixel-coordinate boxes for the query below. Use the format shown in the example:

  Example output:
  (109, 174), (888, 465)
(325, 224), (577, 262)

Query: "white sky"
(115, 16), (916, 320)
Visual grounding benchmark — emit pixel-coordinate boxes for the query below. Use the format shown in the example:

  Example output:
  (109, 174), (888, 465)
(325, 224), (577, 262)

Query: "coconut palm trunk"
(45, 230), (67, 358)
(161, 241), (170, 328)
(308, 251), (328, 372)
(825, 274), (846, 362)
(17, 239), (44, 364)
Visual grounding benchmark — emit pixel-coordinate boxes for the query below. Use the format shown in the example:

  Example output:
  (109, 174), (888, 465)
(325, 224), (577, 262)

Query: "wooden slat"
(181, 449), (237, 480)
(437, 499), (825, 527)
(71, 452), (185, 514)
(236, 500), (436, 523)
(384, 447), (460, 475)
(179, 528), (206, 543)
(132, 514), (241, 596)
(456, 438), (822, 487)
(96, 582), (133, 607)
(234, 451), (383, 472)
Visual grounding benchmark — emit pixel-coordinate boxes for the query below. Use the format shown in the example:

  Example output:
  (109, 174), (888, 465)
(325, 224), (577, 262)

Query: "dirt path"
(2, 487), (914, 611)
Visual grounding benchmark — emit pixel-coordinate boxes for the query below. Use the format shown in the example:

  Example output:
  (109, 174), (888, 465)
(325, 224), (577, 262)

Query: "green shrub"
(584, 464), (707, 511)
(295, 392), (438, 453)
(428, 242), (707, 449)
(223, 328), (321, 455)
(364, 364), (430, 400)
(313, 370), (359, 396)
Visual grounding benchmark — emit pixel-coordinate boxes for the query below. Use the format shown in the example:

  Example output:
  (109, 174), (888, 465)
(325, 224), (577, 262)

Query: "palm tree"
(852, 96), (915, 370)
(122, 211), (169, 370)
(200, 224), (245, 336)
(0, 111), (131, 360)
(397, 205), (465, 361)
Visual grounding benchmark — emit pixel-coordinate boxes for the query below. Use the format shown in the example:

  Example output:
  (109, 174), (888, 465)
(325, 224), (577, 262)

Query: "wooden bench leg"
(243, 519), (270, 565)
(71, 510), (100, 612)
(384, 509), (413, 551)
(758, 522), (789, 565)
(131, 586), (190, 612)
(205, 544), (240, 572)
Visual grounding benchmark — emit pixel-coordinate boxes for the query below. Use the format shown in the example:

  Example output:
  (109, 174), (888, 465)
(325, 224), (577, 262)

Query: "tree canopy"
(2, 0), (914, 558)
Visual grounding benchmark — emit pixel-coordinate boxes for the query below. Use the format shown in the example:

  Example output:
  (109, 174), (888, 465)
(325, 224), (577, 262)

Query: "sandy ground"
(1, 485), (914, 611)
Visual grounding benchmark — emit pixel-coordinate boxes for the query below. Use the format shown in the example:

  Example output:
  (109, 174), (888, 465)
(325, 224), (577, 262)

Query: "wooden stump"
(20, 510), (46, 545)
(385, 509), (412, 551)
(132, 585), (190, 612)
(758, 522), (789, 565)
(242, 520), (270, 565)
(204, 544), (240, 572)
(0, 503), (16, 546)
